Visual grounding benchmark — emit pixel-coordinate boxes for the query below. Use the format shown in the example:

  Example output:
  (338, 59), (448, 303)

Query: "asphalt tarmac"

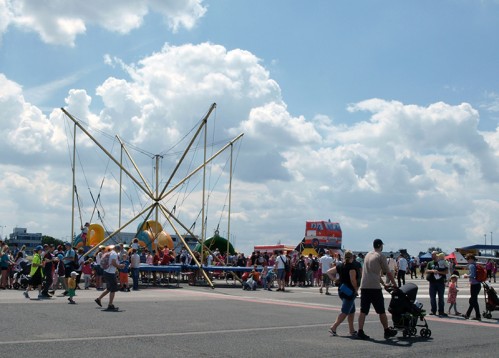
(1, 277), (498, 358)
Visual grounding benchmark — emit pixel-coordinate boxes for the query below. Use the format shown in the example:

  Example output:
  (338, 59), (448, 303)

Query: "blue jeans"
(429, 280), (445, 314)
(131, 268), (140, 290)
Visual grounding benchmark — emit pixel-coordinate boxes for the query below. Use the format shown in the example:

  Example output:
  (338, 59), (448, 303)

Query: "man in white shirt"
(274, 250), (287, 292)
(386, 254), (397, 284)
(397, 254), (408, 287)
(319, 250), (334, 295)
(95, 245), (123, 310)
(130, 248), (141, 291)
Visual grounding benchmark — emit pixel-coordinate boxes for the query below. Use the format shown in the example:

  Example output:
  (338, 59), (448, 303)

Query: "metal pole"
(61, 108), (154, 200)
(227, 143), (233, 264)
(71, 123), (76, 244)
(201, 112), (207, 267)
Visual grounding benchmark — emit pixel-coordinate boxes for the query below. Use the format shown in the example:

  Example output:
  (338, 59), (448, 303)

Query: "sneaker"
(23, 291), (29, 299)
(357, 330), (370, 340)
(384, 328), (397, 339)
(107, 304), (116, 310)
(439, 313), (448, 317)
(94, 298), (102, 307)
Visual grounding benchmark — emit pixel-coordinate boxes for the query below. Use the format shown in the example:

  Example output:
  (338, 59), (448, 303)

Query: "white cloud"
(4, 39), (499, 254)
(2, 0), (206, 46)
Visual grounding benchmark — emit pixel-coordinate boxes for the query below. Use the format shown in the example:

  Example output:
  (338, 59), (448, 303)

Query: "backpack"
(475, 263), (487, 282)
(297, 260), (306, 271)
(100, 252), (111, 270)
(311, 259), (319, 271)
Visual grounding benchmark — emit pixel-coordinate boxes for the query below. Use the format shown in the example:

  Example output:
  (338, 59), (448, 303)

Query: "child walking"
(68, 271), (77, 304)
(447, 274), (460, 315)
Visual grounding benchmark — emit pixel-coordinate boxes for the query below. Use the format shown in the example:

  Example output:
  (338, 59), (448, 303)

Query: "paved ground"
(1, 277), (498, 357)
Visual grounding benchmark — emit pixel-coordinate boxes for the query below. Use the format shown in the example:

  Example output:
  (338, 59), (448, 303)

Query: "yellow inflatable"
(88, 223), (105, 247)
(156, 230), (174, 250)
(140, 220), (163, 234)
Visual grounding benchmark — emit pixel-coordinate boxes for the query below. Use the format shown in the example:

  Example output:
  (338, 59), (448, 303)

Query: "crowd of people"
(1, 236), (498, 333)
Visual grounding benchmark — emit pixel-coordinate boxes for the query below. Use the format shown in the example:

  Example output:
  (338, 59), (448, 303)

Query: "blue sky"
(2, 0), (499, 255)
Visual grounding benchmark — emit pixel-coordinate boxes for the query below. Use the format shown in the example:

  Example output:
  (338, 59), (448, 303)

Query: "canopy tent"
(419, 252), (433, 262)
(194, 234), (236, 255)
(458, 244), (499, 251)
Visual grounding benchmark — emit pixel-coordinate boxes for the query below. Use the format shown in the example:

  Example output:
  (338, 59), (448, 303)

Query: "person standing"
(327, 250), (358, 337)
(356, 239), (398, 340)
(130, 248), (141, 291)
(274, 250), (287, 292)
(463, 254), (481, 321)
(397, 254), (408, 287)
(319, 250), (334, 295)
(426, 252), (449, 317)
(95, 245), (124, 310)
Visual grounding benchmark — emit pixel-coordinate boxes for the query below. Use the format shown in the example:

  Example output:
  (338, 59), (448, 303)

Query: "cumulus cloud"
(1, 0), (206, 46)
(4, 38), (499, 253)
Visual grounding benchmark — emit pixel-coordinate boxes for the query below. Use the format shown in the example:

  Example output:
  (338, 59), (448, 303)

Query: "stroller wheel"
(13, 282), (20, 290)
(410, 327), (417, 336)
(420, 328), (431, 338)
(485, 312), (492, 319)
(402, 329), (409, 338)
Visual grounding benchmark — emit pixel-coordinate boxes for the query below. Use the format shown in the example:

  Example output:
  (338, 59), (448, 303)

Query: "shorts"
(322, 273), (331, 285)
(277, 268), (286, 281)
(64, 265), (73, 278)
(360, 288), (385, 315)
(119, 272), (129, 284)
(94, 265), (103, 276)
(103, 271), (118, 293)
(29, 269), (43, 287)
(341, 296), (356, 315)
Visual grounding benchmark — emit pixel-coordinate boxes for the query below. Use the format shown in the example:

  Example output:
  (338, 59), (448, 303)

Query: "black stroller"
(12, 261), (31, 290)
(482, 282), (499, 319)
(388, 283), (432, 338)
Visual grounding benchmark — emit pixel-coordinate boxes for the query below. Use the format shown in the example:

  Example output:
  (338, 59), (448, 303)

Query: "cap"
(451, 274), (459, 279)
(35, 245), (43, 251)
(57, 254), (64, 260)
(64, 242), (71, 246)
(70, 271), (77, 276)
(373, 239), (384, 249)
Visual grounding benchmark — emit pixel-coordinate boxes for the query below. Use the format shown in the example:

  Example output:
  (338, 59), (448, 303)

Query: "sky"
(2, 0), (499, 256)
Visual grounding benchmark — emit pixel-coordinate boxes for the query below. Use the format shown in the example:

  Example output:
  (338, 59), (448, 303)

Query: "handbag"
(339, 283), (354, 298)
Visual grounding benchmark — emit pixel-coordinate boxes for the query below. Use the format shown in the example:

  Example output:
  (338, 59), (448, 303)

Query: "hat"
(35, 245), (43, 251)
(451, 274), (459, 279)
(64, 242), (71, 246)
(70, 271), (77, 277)
(57, 254), (64, 260)
(373, 239), (384, 249)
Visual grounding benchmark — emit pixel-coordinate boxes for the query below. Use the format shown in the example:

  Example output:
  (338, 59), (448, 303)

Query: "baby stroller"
(388, 283), (432, 338)
(482, 282), (499, 319)
(12, 261), (31, 290)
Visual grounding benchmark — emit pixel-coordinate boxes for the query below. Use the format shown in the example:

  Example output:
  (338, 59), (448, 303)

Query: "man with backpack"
(463, 253), (482, 321)
(95, 245), (124, 311)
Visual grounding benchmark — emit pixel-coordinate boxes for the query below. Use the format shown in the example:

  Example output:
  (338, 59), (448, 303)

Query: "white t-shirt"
(387, 257), (397, 271)
(398, 257), (408, 271)
(105, 250), (119, 274)
(130, 253), (141, 268)
(320, 254), (334, 272)
(276, 255), (287, 269)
